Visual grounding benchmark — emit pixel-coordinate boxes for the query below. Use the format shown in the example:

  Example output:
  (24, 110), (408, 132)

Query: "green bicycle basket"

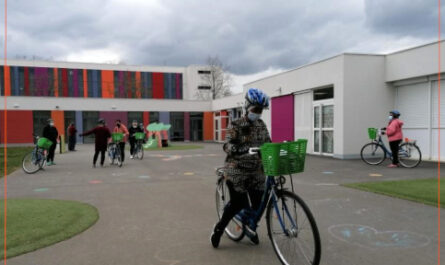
(111, 133), (124, 142)
(134, 132), (145, 140)
(260, 139), (308, 176)
(37, 137), (53, 150)
(368, 128), (377, 140)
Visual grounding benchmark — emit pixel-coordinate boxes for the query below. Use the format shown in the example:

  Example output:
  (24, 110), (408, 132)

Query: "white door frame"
(312, 99), (334, 156)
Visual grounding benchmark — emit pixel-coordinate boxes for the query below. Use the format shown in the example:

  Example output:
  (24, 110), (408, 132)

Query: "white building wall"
(342, 54), (393, 158)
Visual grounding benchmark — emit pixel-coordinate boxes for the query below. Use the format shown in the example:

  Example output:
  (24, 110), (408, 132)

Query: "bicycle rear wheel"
(360, 143), (386, 165)
(215, 178), (244, 241)
(108, 147), (115, 165)
(398, 143), (422, 168)
(266, 191), (321, 265)
(22, 149), (43, 174)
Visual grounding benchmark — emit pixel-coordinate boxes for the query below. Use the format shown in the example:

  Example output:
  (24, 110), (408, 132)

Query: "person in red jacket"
(67, 122), (77, 151)
(385, 110), (404, 168)
(79, 118), (111, 168)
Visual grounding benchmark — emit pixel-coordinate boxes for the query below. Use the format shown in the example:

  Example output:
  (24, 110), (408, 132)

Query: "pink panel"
(184, 112), (190, 141)
(271, 95), (294, 142)
(100, 111), (128, 129)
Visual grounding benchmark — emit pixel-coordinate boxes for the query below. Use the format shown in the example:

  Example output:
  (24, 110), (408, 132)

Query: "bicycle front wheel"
(137, 144), (144, 160)
(266, 191), (321, 265)
(398, 143), (422, 168)
(360, 143), (386, 165)
(215, 179), (244, 241)
(22, 149), (43, 174)
(116, 147), (123, 167)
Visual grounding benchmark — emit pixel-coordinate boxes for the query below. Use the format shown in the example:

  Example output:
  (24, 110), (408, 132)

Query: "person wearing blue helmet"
(211, 88), (271, 248)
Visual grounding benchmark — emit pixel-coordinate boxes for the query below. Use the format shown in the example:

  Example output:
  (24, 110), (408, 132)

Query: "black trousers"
(68, 136), (76, 151)
(129, 138), (136, 155)
(216, 181), (263, 232)
(389, 140), (402, 164)
(93, 149), (106, 165)
(119, 142), (126, 162)
(47, 143), (57, 162)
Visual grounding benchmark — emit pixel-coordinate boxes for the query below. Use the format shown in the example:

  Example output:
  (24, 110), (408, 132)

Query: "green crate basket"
(37, 137), (53, 150)
(111, 133), (124, 142)
(134, 132), (145, 140)
(260, 139), (308, 176)
(368, 128), (377, 140)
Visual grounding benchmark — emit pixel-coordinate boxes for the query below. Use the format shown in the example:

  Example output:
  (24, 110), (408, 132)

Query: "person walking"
(79, 118), (111, 168)
(385, 110), (404, 168)
(129, 120), (143, 159)
(67, 122), (77, 151)
(113, 119), (129, 162)
(42, 119), (59, 166)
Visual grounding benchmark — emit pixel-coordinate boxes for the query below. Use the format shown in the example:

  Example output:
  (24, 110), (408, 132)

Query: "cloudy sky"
(0, 0), (442, 93)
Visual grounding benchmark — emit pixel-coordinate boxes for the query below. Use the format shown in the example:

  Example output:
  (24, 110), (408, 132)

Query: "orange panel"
(83, 69), (88, 98)
(101, 70), (114, 98)
(3, 66), (10, 96)
(51, 110), (64, 139)
(53, 68), (59, 97)
(135, 72), (141, 98)
(203, 112), (214, 141)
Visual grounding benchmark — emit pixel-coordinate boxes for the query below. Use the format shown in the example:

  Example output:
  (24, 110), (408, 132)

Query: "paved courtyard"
(1, 143), (443, 265)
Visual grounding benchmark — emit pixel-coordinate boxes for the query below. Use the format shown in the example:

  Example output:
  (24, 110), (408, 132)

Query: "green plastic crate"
(134, 132), (145, 140)
(37, 137), (53, 150)
(111, 133), (124, 142)
(260, 139), (307, 176)
(368, 128), (377, 140)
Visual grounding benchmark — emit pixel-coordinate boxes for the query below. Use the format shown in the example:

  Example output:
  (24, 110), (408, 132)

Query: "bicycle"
(133, 132), (145, 160)
(108, 133), (123, 167)
(215, 140), (321, 265)
(22, 134), (52, 174)
(360, 128), (422, 168)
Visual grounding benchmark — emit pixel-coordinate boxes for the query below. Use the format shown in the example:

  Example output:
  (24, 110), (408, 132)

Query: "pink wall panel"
(271, 95), (294, 142)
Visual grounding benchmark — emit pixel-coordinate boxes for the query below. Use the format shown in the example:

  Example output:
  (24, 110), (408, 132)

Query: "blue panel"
(159, 111), (170, 124)
(164, 73), (170, 99)
(171, 73), (176, 99)
(12, 66), (19, 96)
(75, 111), (83, 143)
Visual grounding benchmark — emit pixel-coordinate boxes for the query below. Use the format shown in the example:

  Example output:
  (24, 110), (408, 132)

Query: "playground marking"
(138, 175), (151, 179)
(369, 173), (383, 177)
(89, 180), (102, 184)
(184, 172), (195, 176)
(322, 171), (334, 174)
(34, 188), (49, 192)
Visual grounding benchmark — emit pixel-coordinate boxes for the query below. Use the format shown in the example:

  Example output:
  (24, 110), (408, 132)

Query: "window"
(198, 70), (211, 74)
(198, 85), (211, 90)
(313, 87), (333, 101)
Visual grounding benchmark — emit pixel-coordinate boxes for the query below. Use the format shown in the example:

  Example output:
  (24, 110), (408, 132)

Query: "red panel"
(126, 72), (132, 98)
(24, 67), (30, 96)
(62, 68), (68, 97)
(152, 73), (164, 99)
(143, 112), (149, 126)
(0, 110), (33, 144)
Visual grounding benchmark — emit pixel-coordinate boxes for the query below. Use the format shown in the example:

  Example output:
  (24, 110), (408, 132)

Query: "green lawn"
(143, 145), (203, 151)
(344, 178), (444, 207)
(0, 199), (99, 259)
(0, 147), (34, 176)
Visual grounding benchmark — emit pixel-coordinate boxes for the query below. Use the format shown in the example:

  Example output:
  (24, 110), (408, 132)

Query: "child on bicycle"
(384, 110), (404, 168)
(211, 88), (271, 248)
(79, 118), (111, 168)
(113, 119), (129, 162)
(128, 120), (143, 159)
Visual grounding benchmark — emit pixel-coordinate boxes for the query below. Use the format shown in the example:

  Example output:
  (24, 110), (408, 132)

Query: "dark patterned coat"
(224, 116), (271, 192)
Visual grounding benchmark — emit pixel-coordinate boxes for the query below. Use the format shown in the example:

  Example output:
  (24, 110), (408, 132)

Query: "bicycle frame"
(374, 135), (393, 158)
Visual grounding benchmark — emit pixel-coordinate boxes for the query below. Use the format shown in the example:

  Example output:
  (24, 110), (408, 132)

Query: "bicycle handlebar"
(248, 147), (260, 155)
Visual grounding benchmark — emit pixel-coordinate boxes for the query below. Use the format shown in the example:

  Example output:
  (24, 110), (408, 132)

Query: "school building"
(0, 41), (444, 160)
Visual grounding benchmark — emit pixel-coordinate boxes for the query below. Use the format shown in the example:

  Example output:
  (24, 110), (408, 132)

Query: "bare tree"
(196, 56), (233, 100)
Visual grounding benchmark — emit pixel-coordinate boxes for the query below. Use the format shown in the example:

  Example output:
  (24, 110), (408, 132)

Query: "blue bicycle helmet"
(390, 110), (401, 118)
(245, 88), (269, 111)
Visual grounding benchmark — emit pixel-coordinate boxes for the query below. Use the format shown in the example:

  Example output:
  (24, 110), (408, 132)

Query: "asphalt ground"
(2, 143), (443, 265)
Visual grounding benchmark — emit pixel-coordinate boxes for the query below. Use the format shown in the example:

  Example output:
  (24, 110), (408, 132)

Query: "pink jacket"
(386, 119), (404, 142)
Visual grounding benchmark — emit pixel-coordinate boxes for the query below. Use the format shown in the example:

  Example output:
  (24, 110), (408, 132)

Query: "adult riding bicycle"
(360, 128), (422, 168)
(108, 133), (123, 167)
(215, 140), (321, 265)
(133, 132), (145, 160)
(22, 134), (53, 174)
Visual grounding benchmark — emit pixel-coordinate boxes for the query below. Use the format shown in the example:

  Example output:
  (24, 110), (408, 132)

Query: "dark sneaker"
(248, 233), (260, 245)
(244, 222), (259, 245)
(210, 225), (223, 248)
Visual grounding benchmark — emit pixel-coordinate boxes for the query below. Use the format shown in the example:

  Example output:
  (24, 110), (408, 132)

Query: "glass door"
(313, 101), (334, 155)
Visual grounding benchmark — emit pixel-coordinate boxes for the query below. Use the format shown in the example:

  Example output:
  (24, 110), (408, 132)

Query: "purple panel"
(100, 111), (128, 130)
(175, 74), (181, 99)
(34, 67), (49, 96)
(119, 71), (125, 98)
(271, 95), (294, 142)
(72, 69), (79, 97)
(184, 112), (190, 141)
